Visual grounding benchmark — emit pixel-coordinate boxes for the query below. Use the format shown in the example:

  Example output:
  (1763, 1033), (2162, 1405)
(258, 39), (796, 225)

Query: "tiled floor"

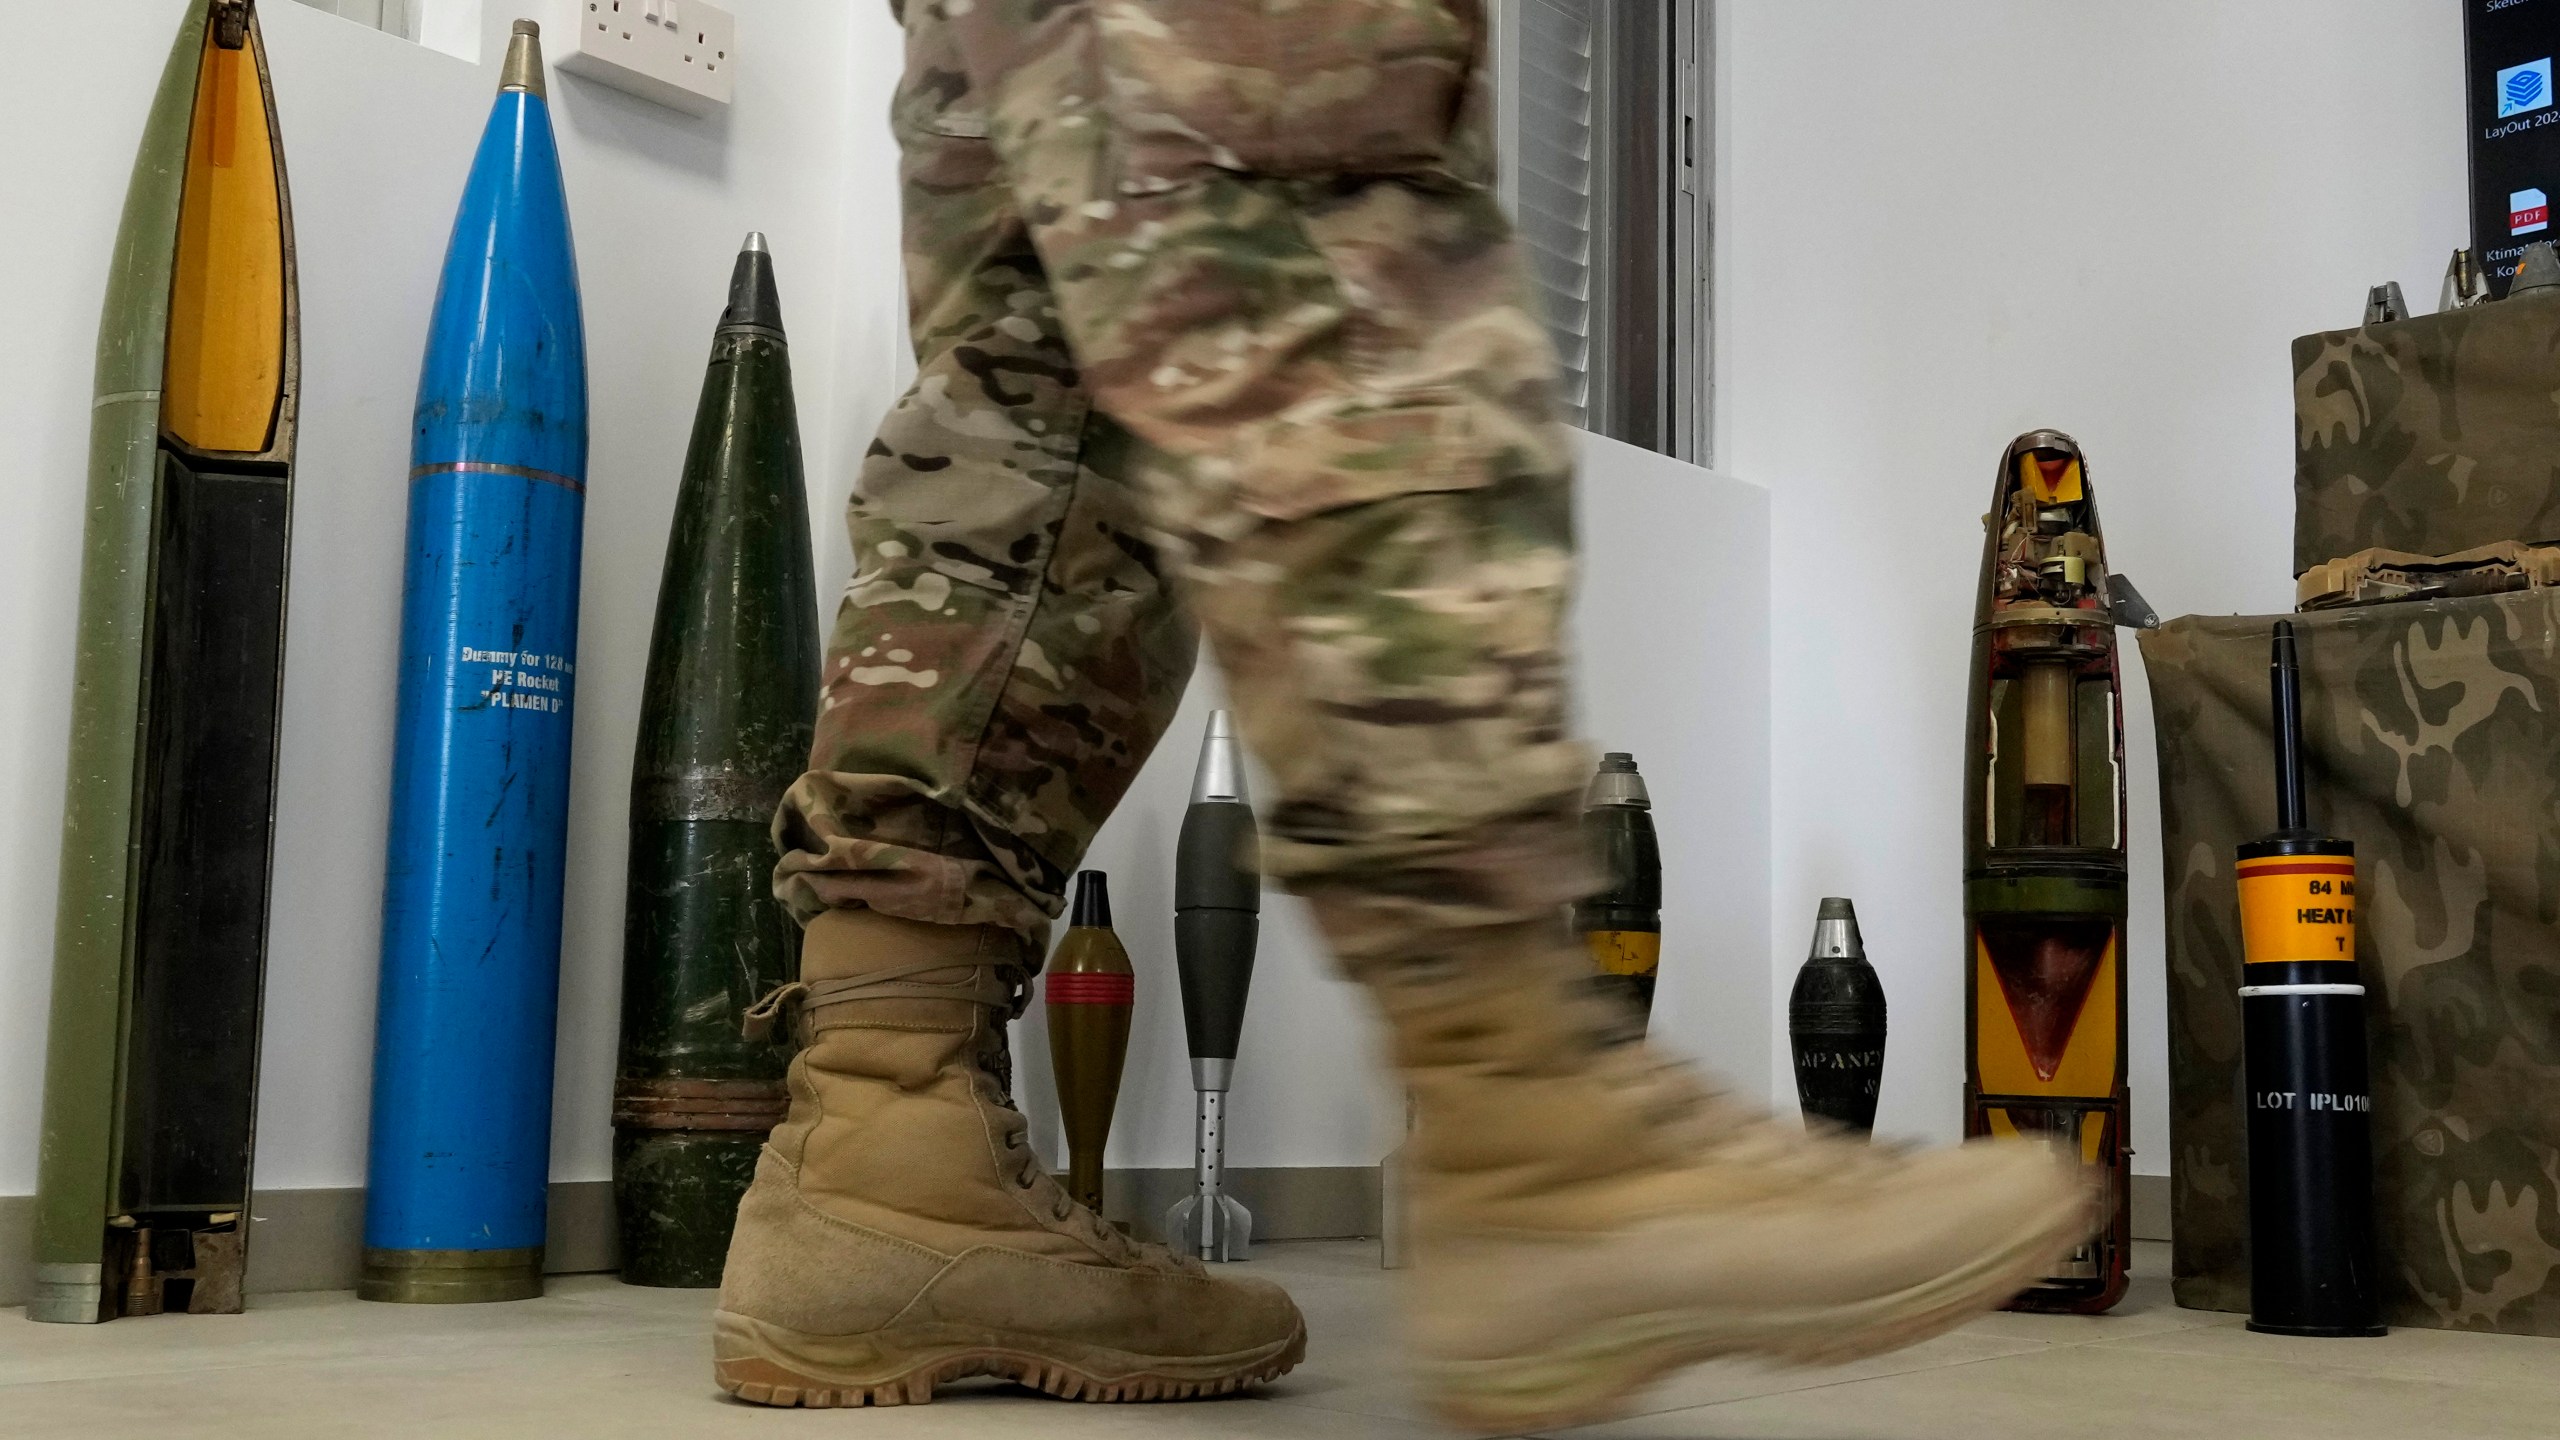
(5, 1241), (2555, 1438)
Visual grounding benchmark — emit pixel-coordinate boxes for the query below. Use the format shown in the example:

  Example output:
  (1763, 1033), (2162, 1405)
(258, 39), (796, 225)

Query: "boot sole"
(1419, 1191), (2090, 1435)
(711, 1310), (1307, 1407)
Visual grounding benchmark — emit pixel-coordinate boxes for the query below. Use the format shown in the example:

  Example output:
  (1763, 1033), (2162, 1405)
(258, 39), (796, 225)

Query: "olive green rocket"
(33, 0), (298, 1325)
(614, 235), (820, 1288)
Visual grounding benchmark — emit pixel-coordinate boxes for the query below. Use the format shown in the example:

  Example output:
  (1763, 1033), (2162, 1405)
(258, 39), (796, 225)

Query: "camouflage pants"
(774, 0), (1592, 970)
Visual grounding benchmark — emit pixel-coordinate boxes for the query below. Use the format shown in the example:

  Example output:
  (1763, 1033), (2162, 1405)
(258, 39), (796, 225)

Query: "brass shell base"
(358, 1247), (544, 1304)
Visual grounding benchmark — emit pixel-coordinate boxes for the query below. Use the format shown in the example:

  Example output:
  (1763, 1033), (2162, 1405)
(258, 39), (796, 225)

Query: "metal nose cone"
(2362, 281), (2407, 325)
(2513, 241), (2560, 297)
(720, 233), (786, 335)
(2011, 428), (2078, 461)
(2441, 247), (2486, 312)
(501, 20), (547, 99)
(1809, 897), (1864, 959)
(1190, 710), (1249, 804)
(1585, 752), (1651, 809)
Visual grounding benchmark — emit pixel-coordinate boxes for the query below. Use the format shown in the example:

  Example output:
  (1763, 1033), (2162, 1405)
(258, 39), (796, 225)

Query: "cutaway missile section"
(31, 0), (297, 1325)
(1963, 430), (2134, 1314)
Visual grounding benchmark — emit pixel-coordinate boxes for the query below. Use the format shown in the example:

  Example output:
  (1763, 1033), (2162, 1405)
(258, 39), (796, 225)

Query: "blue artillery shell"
(363, 44), (586, 1299)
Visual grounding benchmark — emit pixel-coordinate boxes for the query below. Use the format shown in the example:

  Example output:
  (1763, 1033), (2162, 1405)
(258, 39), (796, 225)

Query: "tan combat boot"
(1350, 919), (2092, 1435)
(713, 908), (1305, 1406)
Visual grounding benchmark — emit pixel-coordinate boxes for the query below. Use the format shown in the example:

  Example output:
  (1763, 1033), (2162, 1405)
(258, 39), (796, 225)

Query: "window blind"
(1508, 0), (1605, 430)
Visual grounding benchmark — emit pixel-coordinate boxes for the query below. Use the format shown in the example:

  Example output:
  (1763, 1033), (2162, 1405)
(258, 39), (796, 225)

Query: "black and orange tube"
(2237, 622), (2382, 1337)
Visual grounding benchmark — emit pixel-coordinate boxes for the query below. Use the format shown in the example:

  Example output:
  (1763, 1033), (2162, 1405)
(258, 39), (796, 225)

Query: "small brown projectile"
(1046, 872), (1135, 1215)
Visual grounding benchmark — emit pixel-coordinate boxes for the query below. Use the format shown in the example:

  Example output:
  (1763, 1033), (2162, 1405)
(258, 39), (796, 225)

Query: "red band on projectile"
(1045, 972), (1135, 1006)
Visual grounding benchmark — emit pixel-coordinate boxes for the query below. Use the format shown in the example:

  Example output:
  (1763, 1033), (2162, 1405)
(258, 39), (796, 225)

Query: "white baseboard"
(2, 1166), (1384, 1307)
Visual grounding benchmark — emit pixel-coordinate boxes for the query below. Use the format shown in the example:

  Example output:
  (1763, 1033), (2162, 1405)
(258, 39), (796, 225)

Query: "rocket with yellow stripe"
(30, 0), (298, 1323)
(1962, 430), (2143, 1314)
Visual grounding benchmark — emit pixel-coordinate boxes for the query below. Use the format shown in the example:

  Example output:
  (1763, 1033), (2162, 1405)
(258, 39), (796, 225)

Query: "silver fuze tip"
(1190, 709), (1248, 804)
(1808, 897), (1865, 959)
(1584, 751), (1651, 810)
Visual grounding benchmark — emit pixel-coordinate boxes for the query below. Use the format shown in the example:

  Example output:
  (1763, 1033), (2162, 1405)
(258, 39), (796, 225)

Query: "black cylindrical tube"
(2242, 978), (2383, 1336)
(2236, 620), (2381, 1337)
(2271, 621), (2307, 833)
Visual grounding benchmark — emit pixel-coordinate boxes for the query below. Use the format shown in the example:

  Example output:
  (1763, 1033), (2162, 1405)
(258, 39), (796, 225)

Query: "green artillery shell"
(1047, 873), (1135, 1216)
(613, 235), (819, 1288)
(34, 0), (297, 1324)
(1575, 753), (1662, 1024)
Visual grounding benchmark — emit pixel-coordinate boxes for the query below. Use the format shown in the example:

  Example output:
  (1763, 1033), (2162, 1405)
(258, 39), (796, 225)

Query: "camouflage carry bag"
(2293, 292), (2560, 576)
(2140, 592), (2560, 1335)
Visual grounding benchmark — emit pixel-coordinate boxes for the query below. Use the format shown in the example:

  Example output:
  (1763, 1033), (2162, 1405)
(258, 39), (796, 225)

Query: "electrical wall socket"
(554, 0), (735, 117)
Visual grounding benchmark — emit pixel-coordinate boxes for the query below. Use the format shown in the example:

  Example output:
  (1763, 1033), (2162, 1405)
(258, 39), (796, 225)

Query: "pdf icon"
(2515, 187), (2551, 235)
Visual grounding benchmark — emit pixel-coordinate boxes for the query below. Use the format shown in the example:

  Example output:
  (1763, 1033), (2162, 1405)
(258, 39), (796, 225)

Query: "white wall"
(1724, 0), (2467, 1168)
(0, 0), (906, 1197)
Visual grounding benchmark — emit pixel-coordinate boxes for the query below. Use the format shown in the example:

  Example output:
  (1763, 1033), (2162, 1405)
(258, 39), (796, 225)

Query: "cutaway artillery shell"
(1962, 430), (2134, 1315)
(32, 0), (298, 1326)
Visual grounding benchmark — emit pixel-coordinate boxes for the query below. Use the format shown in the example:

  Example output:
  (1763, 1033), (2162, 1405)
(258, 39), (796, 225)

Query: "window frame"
(1492, 0), (1714, 466)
